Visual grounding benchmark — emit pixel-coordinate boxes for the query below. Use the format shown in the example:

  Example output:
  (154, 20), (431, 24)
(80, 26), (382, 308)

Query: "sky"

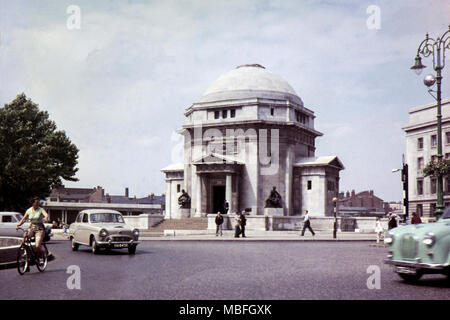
(1, 0), (449, 201)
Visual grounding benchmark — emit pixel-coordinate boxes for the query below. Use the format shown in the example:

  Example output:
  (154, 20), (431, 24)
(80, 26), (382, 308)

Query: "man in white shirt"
(301, 210), (315, 236)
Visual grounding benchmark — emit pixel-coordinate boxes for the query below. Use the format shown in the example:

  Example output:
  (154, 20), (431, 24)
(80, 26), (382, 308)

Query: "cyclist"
(16, 196), (49, 262)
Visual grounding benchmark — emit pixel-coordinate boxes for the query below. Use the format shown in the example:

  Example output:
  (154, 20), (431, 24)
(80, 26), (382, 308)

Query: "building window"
(430, 203), (436, 217)
(177, 184), (181, 193)
(417, 137), (424, 149)
(447, 177), (450, 193)
(431, 178), (437, 194)
(230, 109), (236, 118)
(416, 204), (423, 217)
(270, 108), (274, 116)
(446, 132), (450, 144)
(417, 180), (423, 195)
(214, 111), (220, 119)
(307, 180), (312, 190)
(222, 110), (227, 118)
(417, 157), (424, 170)
(431, 135), (437, 148)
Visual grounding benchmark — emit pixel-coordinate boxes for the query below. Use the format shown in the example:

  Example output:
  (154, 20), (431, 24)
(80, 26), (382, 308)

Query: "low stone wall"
(207, 214), (389, 233)
(123, 214), (164, 229)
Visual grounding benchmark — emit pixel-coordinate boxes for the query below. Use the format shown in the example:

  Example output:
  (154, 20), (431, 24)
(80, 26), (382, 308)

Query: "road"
(0, 240), (448, 299)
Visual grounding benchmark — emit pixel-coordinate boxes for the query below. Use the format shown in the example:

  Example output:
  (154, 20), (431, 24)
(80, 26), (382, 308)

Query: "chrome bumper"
(384, 258), (446, 270)
(97, 239), (140, 246)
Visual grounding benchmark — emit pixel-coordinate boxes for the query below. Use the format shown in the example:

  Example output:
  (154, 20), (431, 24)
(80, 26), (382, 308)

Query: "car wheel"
(71, 238), (79, 251)
(91, 238), (99, 254)
(398, 271), (423, 283)
(128, 245), (136, 255)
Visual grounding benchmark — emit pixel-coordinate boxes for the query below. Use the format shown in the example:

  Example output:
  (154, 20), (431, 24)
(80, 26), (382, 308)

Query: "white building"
(404, 98), (450, 218)
(162, 64), (344, 222)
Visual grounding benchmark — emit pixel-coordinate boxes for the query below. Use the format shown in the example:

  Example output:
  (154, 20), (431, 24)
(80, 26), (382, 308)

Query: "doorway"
(212, 185), (226, 214)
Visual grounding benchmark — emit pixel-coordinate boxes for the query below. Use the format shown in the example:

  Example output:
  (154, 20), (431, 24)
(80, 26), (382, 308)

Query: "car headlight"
(133, 229), (139, 237)
(384, 232), (394, 245)
(99, 229), (108, 237)
(423, 232), (435, 247)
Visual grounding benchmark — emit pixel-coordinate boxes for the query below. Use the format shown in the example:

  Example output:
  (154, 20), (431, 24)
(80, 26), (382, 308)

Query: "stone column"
(226, 174), (232, 213)
(195, 174), (202, 217)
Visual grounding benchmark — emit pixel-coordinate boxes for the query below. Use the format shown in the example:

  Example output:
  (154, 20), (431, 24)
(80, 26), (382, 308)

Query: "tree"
(0, 93), (79, 211)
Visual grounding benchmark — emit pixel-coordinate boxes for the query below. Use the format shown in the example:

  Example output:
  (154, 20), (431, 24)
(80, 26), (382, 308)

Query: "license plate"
(395, 266), (417, 275)
(113, 244), (128, 248)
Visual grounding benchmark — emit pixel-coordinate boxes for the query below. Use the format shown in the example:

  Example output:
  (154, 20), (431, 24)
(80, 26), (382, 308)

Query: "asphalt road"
(0, 240), (448, 300)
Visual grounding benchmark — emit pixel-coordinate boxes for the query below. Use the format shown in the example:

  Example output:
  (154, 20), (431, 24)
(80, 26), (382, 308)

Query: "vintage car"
(0, 211), (52, 242)
(69, 209), (139, 254)
(384, 208), (450, 282)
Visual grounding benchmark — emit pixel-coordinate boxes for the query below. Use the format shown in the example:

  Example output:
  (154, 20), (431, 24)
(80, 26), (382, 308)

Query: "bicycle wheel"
(36, 244), (48, 272)
(17, 245), (29, 275)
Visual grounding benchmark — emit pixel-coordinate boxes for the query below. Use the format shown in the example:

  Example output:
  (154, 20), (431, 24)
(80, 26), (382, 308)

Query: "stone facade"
(162, 64), (344, 223)
(403, 98), (450, 218)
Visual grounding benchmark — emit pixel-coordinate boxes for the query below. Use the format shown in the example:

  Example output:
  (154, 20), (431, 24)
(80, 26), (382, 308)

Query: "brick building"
(45, 185), (165, 223)
(338, 190), (390, 216)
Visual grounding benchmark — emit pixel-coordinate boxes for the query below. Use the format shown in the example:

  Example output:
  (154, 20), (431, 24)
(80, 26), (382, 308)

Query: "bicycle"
(16, 227), (48, 275)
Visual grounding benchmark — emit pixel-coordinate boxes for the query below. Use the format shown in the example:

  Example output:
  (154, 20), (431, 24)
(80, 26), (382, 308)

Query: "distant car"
(69, 209), (139, 254)
(384, 208), (450, 282)
(0, 211), (52, 242)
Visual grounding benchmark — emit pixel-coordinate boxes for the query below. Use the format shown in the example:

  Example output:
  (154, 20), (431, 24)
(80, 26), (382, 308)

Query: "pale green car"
(384, 208), (450, 282)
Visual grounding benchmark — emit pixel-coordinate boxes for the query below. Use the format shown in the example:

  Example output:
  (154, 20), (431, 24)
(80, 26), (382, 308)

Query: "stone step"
(147, 218), (208, 231)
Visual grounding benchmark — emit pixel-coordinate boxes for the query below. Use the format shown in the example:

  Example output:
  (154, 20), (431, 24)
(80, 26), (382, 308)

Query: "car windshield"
(442, 207), (450, 219)
(90, 213), (124, 223)
(14, 214), (23, 222)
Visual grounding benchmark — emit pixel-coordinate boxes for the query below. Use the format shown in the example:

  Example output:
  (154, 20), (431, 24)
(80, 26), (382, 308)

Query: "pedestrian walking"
(374, 217), (384, 244)
(234, 212), (242, 238)
(215, 211), (224, 236)
(301, 210), (315, 236)
(411, 212), (422, 224)
(388, 211), (398, 230)
(240, 211), (247, 238)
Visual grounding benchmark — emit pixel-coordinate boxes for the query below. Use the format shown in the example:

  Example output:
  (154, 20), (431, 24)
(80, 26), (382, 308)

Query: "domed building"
(162, 64), (344, 228)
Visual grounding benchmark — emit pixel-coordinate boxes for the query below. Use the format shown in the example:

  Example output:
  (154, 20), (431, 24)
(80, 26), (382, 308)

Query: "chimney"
(369, 190), (374, 196)
(105, 193), (111, 203)
(125, 187), (129, 198)
(346, 191), (350, 198)
(351, 190), (355, 197)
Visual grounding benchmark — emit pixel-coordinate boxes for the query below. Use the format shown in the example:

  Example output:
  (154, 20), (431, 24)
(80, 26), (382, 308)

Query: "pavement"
(1, 240), (448, 300)
(51, 229), (381, 241)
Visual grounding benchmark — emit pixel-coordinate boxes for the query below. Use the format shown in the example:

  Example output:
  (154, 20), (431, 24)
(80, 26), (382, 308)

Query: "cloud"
(1, 0), (449, 201)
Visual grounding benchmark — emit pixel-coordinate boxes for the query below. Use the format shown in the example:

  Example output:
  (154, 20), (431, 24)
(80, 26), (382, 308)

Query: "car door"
(79, 213), (90, 245)
(72, 213), (83, 244)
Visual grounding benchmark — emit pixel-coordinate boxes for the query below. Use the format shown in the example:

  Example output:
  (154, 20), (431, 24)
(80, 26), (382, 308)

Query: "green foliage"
(422, 158), (450, 178)
(0, 93), (79, 211)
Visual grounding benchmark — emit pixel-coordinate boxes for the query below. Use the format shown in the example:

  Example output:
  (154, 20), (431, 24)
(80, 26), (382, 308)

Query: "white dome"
(197, 64), (303, 105)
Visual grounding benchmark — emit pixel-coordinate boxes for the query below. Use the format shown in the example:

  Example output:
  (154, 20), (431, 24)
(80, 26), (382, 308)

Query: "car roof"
(0, 211), (22, 215)
(79, 209), (122, 215)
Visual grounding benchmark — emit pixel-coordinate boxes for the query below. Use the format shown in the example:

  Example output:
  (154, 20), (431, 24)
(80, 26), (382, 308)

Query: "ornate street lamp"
(411, 25), (450, 220)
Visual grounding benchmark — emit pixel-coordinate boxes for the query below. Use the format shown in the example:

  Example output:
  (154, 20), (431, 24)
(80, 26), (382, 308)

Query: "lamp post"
(332, 197), (338, 239)
(410, 25), (450, 220)
(392, 164), (408, 223)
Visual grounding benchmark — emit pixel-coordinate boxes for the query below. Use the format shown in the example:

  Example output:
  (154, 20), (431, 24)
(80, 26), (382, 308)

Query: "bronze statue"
(265, 186), (282, 208)
(178, 189), (191, 209)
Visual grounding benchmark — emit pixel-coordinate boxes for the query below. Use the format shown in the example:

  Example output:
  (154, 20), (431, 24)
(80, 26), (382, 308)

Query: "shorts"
(28, 223), (45, 244)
